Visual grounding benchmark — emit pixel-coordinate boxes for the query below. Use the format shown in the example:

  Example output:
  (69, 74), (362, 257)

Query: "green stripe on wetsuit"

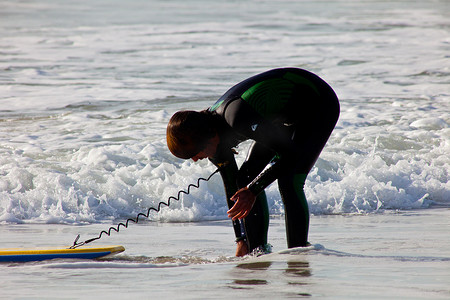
(241, 71), (320, 118)
(241, 78), (294, 117)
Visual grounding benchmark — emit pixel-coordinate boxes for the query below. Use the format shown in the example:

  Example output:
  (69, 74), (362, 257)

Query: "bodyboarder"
(166, 67), (340, 256)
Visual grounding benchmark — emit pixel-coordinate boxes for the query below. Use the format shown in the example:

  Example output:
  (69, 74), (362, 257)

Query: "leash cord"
(69, 168), (220, 249)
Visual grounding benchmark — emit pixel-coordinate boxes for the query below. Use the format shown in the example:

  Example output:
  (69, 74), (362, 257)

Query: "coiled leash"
(69, 168), (220, 249)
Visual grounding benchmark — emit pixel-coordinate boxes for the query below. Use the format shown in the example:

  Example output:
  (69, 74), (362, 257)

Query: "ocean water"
(0, 0), (449, 298)
(1, 0), (448, 225)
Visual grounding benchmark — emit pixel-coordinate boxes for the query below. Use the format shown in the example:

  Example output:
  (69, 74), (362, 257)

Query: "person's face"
(191, 135), (219, 162)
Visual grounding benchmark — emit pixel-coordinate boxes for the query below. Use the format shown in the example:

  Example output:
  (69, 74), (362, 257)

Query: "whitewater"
(0, 0), (448, 225)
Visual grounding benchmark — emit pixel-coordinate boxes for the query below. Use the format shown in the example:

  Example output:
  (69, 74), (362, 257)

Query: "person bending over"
(166, 68), (340, 256)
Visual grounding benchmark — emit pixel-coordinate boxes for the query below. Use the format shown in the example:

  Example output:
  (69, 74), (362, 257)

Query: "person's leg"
(237, 142), (275, 252)
(278, 173), (309, 247)
(277, 90), (339, 248)
(242, 191), (270, 252)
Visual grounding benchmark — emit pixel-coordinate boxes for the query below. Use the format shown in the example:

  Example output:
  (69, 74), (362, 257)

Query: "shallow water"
(1, 209), (449, 299)
(0, 0), (448, 224)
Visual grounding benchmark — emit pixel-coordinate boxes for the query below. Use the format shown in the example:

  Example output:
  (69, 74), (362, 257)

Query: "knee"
(279, 173), (307, 189)
(278, 173), (308, 206)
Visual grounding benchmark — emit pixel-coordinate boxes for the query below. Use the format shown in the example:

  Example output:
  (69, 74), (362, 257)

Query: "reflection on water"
(229, 258), (312, 297)
(236, 261), (272, 271)
(285, 261), (312, 278)
(233, 279), (268, 286)
(232, 261), (273, 286)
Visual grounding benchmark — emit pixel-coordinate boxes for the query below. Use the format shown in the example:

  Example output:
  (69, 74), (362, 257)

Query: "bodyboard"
(0, 245), (125, 262)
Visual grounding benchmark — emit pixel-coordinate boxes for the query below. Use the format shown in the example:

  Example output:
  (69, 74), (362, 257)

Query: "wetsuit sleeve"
(222, 99), (297, 195)
(209, 149), (246, 240)
(247, 159), (286, 195)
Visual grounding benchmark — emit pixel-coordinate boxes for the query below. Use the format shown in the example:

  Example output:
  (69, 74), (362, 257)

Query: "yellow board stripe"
(0, 245), (125, 256)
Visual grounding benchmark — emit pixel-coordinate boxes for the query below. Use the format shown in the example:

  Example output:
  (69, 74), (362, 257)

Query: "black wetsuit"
(208, 68), (340, 252)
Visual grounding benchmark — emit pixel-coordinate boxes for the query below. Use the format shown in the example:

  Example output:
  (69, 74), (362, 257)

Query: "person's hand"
(235, 239), (249, 257)
(227, 187), (256, 221)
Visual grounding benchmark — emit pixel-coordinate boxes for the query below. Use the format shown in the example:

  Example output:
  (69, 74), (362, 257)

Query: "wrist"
(247, 182), (262, 196)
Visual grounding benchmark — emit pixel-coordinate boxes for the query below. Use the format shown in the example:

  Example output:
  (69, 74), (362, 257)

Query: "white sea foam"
(0, 0), (448, 224)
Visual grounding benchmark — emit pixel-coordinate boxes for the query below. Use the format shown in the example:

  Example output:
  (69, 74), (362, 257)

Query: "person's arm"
(209, 149), (246, 241)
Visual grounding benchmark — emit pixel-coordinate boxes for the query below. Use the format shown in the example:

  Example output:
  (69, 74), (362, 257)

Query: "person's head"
(166, 110), (219, 160)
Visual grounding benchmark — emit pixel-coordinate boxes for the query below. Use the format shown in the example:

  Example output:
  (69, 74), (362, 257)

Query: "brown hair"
(166, 110), (217, 159)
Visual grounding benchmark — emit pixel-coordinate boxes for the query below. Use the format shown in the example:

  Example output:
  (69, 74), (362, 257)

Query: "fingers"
(228, 206), (249, 221)
(230, 191), (239, 202)
(227, 188), (256, 220)
(227, 198), (251, 220)
(230, 187), (248, 202)
(232, 209), (250, 221)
